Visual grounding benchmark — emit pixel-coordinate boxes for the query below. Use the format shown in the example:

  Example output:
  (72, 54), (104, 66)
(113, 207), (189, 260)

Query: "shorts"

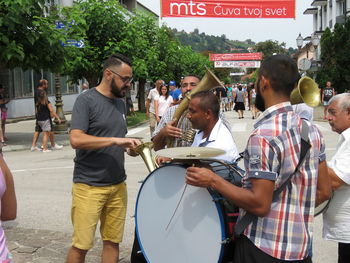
(35, 118), (53, 132)
(323, 100), (330, 106)
(222, 97), (229, 104)
(1, 111), (7, 121)
(71, 182), (127, 250)
(149, 113), (157, 133)
(37, 119), (52, 132)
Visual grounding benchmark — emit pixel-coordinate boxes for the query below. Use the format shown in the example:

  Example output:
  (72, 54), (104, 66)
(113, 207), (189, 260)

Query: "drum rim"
(134, 163), (227, 262)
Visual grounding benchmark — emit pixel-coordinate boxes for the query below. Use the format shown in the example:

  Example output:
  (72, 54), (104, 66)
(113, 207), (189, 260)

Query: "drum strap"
(234, 120), (311, 237)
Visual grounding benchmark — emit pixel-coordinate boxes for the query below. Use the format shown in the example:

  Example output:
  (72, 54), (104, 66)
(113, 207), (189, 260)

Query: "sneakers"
(30, 146), (42, 152)
(43, 149), (52, 153)
(52, 144), (63, 150)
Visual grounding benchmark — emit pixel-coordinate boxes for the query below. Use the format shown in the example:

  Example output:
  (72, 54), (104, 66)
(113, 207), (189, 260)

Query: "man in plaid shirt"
(186, 55), (331, 262)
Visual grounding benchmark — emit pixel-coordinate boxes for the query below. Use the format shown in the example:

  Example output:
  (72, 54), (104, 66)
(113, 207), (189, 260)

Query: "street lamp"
(311, 33), (320, 50)
(296, 33), (304, 50)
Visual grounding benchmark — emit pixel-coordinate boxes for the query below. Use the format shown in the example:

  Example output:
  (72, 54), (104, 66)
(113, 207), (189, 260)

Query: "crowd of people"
(0, 53), (348, 263)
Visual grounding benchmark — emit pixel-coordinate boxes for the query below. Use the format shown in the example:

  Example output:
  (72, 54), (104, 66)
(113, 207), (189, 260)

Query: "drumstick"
(165, 164), (194, 231)
(165, 183), (188, 231)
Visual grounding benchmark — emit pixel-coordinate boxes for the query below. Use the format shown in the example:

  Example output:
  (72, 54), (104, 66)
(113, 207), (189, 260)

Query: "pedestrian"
(322, 93), (350, 263)
(154, 84), (173, 123)
(250, 85), (258, 119)
(322, 81), (336, 119)
(66, 53), (141, 263)
(185, 54), (331, 263)
(35, 90), (61, 153)
(0, 152), (17, 262)
(0, 85), (9, 144)
(146, 79), (163, 135)
(30, 79), (63, 151)
(233, 85), (246, 119)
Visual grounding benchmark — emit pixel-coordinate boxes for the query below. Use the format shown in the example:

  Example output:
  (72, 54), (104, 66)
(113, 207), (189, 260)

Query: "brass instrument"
(135, 142), (159, 173)
(167, 67), (223, 147)
(290, 76), (321, 107)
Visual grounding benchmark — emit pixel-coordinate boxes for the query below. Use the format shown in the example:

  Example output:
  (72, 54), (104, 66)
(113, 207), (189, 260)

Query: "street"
(3, 109), (339, 262)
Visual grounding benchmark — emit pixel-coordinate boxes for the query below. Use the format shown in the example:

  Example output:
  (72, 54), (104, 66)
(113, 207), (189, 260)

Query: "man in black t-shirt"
(322, 81), (336, 119)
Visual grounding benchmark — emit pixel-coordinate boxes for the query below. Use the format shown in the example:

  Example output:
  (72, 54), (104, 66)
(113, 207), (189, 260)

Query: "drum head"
(135, 165), (225, 263)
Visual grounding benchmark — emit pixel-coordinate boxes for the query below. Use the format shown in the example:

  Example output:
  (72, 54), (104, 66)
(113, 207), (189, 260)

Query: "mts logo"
(170, 1), (207, 16)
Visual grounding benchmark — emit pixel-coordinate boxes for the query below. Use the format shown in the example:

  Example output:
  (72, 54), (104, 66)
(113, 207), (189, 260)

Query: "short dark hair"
(191, 91), (220, 119)
(102, 53), (132, 72)
(259, 54), (299, 97)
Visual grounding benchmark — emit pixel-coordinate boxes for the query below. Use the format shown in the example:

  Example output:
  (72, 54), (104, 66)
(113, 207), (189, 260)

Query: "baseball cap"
(169, 81), (176, 86)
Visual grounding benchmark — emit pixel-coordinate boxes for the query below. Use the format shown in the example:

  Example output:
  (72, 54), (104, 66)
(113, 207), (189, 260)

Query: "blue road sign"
(61, 39), (85, 48)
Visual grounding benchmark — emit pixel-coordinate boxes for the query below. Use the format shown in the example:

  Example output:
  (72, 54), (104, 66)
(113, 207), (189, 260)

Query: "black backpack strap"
(234, 120), (311, 237)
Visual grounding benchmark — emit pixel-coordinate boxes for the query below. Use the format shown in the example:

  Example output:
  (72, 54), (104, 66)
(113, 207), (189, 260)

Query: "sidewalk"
(2, 116), (72, 153)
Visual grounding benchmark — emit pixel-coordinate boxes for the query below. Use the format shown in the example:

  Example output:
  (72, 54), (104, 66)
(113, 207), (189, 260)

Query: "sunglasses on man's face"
(109, 69), (133, 84)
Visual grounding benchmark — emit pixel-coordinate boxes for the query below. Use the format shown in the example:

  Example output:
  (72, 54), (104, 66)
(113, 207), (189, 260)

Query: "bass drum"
(135, 164), (229, 263)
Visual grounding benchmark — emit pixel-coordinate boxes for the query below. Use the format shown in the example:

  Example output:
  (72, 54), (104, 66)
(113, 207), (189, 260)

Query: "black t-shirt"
(215, 87), (227, 98)
(323, 87), (334, 101)
(36, 104), (50, 121)
(70, 88), (128, 186)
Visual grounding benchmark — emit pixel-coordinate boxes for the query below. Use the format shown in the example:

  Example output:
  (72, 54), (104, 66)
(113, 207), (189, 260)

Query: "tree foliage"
(0, 0), (83, 72)
(316, 18), (350, 93)
(254, 40), (287, 59)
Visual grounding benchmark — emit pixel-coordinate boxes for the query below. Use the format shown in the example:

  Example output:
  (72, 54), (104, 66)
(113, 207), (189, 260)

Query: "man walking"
(146, 79), (163, 134)
(186, 55), (330, 262)
(322, 81), (336, 119)
(66, 54), (141, 263)
(323, 93), (350, 263)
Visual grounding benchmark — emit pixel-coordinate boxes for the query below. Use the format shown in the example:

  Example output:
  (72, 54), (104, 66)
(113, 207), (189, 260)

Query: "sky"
(138, 0), (314, 49)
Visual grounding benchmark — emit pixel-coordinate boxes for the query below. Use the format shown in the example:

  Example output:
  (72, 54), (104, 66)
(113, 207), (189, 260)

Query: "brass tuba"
(167, 67), (224, 147)
(290, 76), (321, 107)
(135, 142), (159, 173)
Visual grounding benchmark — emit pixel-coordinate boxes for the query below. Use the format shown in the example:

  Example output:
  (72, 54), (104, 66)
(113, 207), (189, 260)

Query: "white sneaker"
(52, 144), (63, 150)
(30, 146), (42, 152)
(43, 149), (52, 153)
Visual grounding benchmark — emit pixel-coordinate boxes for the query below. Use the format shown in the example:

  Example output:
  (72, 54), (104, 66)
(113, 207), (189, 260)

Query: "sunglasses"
(109, 69), (133, 84)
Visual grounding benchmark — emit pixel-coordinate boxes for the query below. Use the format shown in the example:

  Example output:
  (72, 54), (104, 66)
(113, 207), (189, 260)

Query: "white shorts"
(37, 119), (52, 132)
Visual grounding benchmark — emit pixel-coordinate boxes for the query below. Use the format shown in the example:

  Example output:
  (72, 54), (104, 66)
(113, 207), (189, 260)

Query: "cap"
(169, 81), (176, 86)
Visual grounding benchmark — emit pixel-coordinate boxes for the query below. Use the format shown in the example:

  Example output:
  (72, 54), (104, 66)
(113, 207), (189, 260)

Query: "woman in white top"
(155, 85), (173, 123)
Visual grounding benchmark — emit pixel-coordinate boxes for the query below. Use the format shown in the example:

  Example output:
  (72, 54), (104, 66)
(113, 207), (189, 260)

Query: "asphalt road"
(3, 109), (339, 263)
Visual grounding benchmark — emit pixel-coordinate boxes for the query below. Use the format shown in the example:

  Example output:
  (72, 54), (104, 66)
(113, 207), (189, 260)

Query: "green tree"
(65, 0), (128, 86)
(254, 40), (287, 58)
(0, 0), (79, 72)
(317, 18), (350, 93)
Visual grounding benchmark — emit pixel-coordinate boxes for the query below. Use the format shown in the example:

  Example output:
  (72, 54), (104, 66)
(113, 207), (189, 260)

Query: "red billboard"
(161, 0), (296, 18)
(209, 52), (263, 61)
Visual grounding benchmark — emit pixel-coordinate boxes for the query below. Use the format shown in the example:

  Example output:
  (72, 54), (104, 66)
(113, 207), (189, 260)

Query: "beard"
(111, 78), (126, 98)
(255, 80), (266, 112)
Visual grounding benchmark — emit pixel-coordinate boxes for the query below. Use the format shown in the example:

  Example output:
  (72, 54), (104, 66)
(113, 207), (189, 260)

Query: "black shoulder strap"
(234, 120), (311, 237)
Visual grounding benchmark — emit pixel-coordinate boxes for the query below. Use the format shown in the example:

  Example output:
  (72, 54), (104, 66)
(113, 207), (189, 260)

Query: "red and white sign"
(209, 52), (263, 61)
(161, 0), (295, 18)
(214, 60), (261, 68)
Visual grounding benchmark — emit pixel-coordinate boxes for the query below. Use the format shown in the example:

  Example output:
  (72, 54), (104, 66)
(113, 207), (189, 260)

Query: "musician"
(187, 91), (239, 163)
(186, 55), (331, 263)
(322, 93), (350, 263)
(152, 75), (200, 150)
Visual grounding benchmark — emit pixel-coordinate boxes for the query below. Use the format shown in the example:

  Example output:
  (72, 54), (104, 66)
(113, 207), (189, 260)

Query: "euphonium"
(290, 76), (321, 107)
(167, 67), (223, 147)
(135, 142), (159, 173)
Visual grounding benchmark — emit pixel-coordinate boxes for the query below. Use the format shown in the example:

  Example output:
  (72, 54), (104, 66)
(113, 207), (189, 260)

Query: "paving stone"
(16, 246), (39, 254)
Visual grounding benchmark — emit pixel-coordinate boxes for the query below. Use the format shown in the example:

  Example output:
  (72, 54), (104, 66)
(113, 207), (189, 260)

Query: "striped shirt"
(241, 102), (325, 260)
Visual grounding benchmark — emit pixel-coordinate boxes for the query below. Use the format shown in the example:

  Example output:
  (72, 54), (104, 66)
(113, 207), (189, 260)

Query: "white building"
(296, 0), (350, 71)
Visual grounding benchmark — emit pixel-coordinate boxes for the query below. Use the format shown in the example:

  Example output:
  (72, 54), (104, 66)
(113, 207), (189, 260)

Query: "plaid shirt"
(241, 102), (326, 260)
(152, 104), (231, 147)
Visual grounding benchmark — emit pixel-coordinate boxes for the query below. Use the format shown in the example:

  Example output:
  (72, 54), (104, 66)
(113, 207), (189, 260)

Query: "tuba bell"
(135, 142), (159, 173)
(290, 76), (321, 107)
